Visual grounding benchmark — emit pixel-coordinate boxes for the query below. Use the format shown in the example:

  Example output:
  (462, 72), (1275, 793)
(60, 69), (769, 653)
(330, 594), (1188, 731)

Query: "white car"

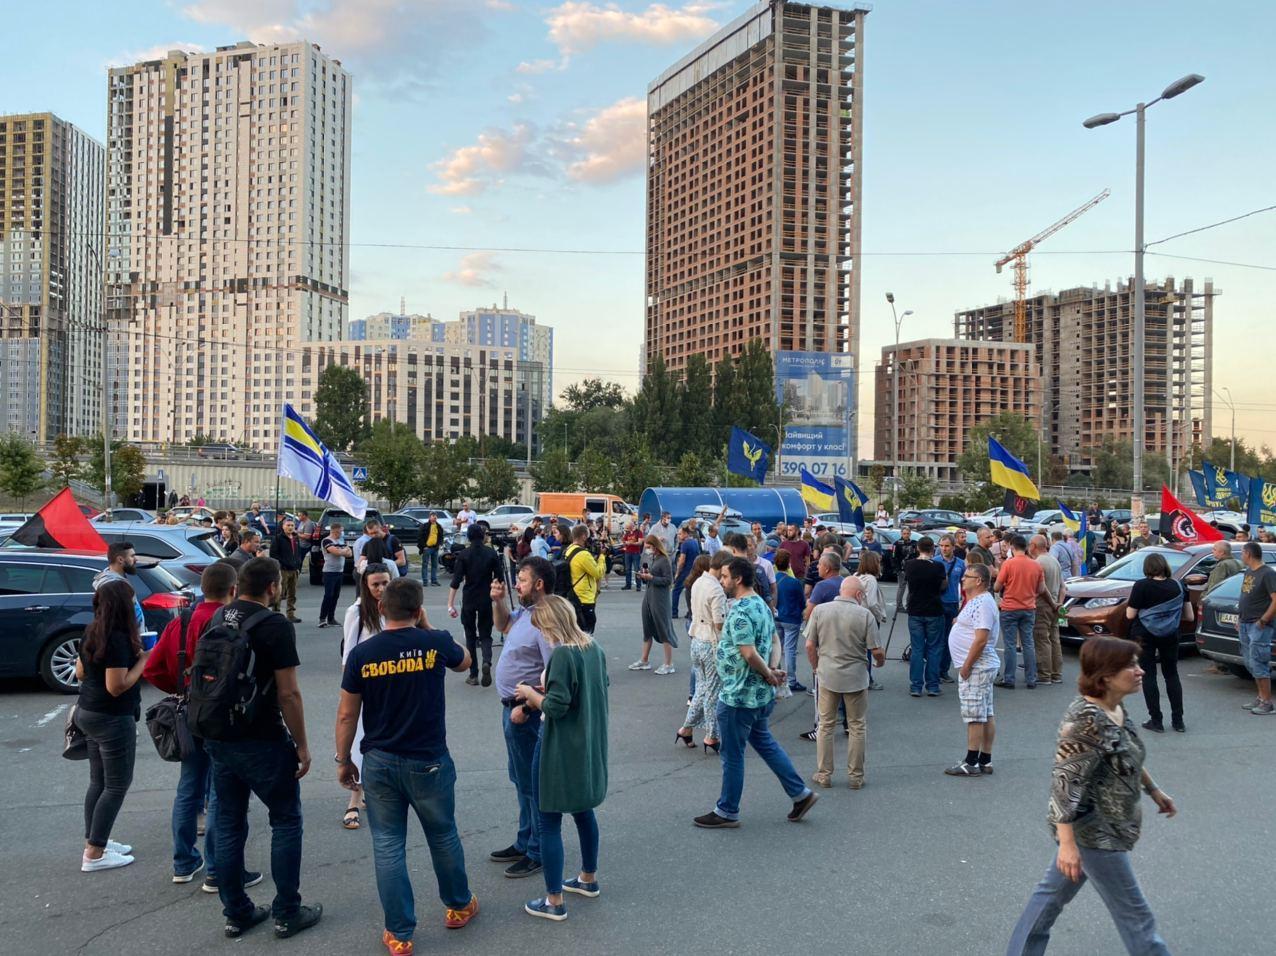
(976, 506), (1020, 529)
(398, 507), (455, 534)
(477, 503), (536, 535)
(813, 512), (862, 536)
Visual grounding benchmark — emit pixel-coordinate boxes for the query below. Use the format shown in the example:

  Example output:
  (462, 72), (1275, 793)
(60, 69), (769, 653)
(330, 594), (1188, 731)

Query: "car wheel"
(40, 633), (83, 694)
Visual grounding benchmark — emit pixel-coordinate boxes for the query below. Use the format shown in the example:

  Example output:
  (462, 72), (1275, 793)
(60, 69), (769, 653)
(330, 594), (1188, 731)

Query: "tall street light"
(1083, 73), (1204, 514)
(885, 292), (913, 507)
(1213, 386), (1236, 473)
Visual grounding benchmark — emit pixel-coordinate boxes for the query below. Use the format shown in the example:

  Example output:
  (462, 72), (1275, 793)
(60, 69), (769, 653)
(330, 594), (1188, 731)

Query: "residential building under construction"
(954, 277), (1217, 472)
(645, 1), (867, 453)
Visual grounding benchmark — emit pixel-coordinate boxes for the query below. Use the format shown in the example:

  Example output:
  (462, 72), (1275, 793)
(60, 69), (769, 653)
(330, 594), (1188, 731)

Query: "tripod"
(883, 581), (910, 662)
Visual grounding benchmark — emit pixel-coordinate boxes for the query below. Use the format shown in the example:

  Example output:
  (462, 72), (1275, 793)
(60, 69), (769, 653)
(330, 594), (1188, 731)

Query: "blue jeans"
(530, 727), (599, 896)
(623, 552), (642, 589)
(319, 570), (343, 623)
(779, 621), (802, 685)
(206, 738), (303, 922)
(172, 737), (218, 879)
(714, 700), (810, 821)
(1000, 608), (1038, 687)
(420, 547), (439, 585)
(1239, 620), (1274, 679)
(908, 614), (945, 694)
(671, 576), (689, 619)
(362, 749), (471, 943)
(502, 706), (541, 863)
(1007, 847), (1169, 955)
(941, 601), (959, 676)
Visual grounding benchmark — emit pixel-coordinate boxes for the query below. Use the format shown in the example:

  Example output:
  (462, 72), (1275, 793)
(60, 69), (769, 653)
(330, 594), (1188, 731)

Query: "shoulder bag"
(145, 609), (199, 762)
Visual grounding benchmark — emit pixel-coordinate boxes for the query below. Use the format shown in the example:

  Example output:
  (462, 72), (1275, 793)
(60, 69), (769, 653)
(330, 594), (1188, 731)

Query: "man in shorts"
(944, 563), (1001, 777)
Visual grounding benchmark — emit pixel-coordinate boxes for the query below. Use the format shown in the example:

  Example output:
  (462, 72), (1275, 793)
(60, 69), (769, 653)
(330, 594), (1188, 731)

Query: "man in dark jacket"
(447, 525), (504, 687)
(270, 518), (306, 622)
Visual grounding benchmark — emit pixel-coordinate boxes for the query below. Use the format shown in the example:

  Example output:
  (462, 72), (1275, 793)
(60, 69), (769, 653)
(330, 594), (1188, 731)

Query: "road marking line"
(36, 703), (69, 727)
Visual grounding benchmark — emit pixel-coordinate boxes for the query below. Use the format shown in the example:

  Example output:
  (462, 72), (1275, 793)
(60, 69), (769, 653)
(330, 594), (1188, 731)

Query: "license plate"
(1219, 612), (1239, 626)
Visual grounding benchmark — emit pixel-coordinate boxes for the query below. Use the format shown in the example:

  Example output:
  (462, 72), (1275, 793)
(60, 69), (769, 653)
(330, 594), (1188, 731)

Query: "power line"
(1146, 203), (1276, 249)
(1146, 252), (1276, 272)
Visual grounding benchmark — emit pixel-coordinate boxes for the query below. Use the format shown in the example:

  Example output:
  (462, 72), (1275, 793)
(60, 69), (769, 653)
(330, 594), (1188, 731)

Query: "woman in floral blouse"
(1006, 636), (1177, 955)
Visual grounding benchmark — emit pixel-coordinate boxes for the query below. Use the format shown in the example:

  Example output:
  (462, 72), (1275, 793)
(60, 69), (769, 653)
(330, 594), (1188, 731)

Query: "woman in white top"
(676, 552), (729, 753)
(339, 562), (390, 830)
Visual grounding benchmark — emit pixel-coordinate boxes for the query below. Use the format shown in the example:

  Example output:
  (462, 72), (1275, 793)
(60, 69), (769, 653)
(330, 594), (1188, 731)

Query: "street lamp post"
(885, 293), (913, 509)
(1213, 386), (1236, 473)
(1083, 73), (1204, 515)
(85, 245), (119, 510)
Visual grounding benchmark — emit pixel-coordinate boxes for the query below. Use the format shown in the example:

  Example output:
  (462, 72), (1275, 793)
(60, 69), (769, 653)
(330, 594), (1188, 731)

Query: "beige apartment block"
(874, 339), (1040, 481)
(106, 40), (350, 448)
(0, 113), (104, 440)
(954, 278), (1216, 471)
(645, 1), (866, 454)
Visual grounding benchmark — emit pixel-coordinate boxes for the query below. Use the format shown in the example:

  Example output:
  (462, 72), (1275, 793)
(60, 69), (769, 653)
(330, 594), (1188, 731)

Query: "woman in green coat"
(514, 595), (609, 922)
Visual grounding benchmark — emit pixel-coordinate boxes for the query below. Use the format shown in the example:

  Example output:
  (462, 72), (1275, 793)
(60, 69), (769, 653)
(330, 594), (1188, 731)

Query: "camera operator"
(566, 525), (605, 634)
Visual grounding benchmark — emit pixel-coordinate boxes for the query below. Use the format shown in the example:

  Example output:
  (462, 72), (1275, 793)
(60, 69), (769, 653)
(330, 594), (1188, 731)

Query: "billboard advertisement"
(774, 350), (855, 480)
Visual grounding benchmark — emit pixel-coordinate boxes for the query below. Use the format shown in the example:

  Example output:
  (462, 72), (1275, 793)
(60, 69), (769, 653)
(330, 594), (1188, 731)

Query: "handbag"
(62, 704), (88, 761)
(144, 610), (198, 762)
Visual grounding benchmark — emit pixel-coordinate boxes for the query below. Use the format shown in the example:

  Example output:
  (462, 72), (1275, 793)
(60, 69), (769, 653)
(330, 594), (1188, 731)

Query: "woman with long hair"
(1006, 636), (1177, 954)
(73, 580), (150, 871)
(629, 534), (675, 674)
(515, 595), (609, 922)
(677, 551), (728, 752)
(1125, 552), (1192, 734)
(339, 562), (391, 830)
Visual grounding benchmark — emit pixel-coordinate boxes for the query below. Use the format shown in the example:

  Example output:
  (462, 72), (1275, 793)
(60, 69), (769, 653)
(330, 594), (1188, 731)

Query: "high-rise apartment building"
(348, 311), (436, 341)
(453, 303), (553, 408)
(0, 113), (104, 440)
(106, 40), (351, 447)
(954, 278), (1216, 471)
(645, 1), (866, 453)
(874, 339), (1040, 481)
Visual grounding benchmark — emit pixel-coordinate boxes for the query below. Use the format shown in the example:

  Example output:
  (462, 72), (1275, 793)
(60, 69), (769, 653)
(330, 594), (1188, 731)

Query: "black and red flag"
(11, 488), (108, 551)
(1159, 485), (1224, 545)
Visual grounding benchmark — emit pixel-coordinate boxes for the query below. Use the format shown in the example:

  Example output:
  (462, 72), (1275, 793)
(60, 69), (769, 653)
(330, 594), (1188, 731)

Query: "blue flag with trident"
(834, 476), (869, 530)
(727, 427), (772, 484)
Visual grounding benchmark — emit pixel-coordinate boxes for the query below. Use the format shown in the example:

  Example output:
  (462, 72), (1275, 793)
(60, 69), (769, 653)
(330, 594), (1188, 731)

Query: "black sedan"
(1196, 572), (1272, 678)
(896, 509), (985, 533)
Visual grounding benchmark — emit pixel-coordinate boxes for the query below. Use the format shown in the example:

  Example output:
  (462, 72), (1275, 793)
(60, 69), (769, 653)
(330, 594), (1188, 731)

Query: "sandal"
(342, 807), (361, 830)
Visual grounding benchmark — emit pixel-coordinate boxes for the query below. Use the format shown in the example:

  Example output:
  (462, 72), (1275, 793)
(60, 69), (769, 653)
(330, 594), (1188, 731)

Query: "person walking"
(447, 525), (503, 687)
(994, 535), (1046, 690)
(74, 580), (149, 872)
(670, 524), (701, 621)
(269, 519), (305, 622)
(773, 549), (806, 693)
(1030, 535), (1067, 686)
(904, 537), (948, 698)
(203, 557), (322, 940)
(620, 521), (643, 591)
(1237, 541), (1276, 715)
(944, 564), (1001, 777)
(514, 595), (610, 922)
(1125, 552), (1193, 733)
(631, 535), (676, 674)
(678, 551), (730, 752)
(336, 577), (478, 954)
(417, 513), (445, 587)
(318, 524), (352, 628)
(935, 535), (965, 684)
(1006, 636), (1177, 955)
(339, 564), (392, 830)
(806, 576), (885, 790)
(565, 525), (605, 634)
(693, 558), (818, 829)
(489, 557), (556, 881)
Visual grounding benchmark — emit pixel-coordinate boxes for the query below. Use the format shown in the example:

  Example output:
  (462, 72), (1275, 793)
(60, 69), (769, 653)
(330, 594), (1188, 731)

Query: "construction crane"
(996, 188), (1111, 342)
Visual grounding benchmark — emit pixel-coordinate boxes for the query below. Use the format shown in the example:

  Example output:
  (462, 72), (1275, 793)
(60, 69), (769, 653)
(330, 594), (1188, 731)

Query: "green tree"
(956, 413), (1053, 508)
(530, 448), (575, 493)
(50, 434), (84, 488)
(677, 354), (716, 455)
(897, 470), (937, 509)
(86, 441), (147, 504)
(631, 354), (678, 460)
(0, 433), (47, 505)
(735, 338), (781, 436)
(478, 433), (523, 462)
(614, 435), (662, 503)
(712, 353), (740, 442)
(357, 420), (426, 510)
(476, 456), (519, 507)
(1088, 438), (1171, 493)
(561, 378), (626, 412)
(313, 364), (369, 452)
(673, 450), (712, 487)
(573, 446), (615, 493)
(419, 441), (468, 507)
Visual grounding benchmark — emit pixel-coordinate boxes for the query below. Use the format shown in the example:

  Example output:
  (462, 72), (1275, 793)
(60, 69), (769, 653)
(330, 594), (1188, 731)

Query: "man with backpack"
(562, 524), (604, 634)
(447, 525), (503, 687)
(190, 556), (322, 940)
(143, 563), (263, 892)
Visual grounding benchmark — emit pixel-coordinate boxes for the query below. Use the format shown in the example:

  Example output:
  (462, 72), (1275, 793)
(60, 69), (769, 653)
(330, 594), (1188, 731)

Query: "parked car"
(871, 527), (905, 581)
(91, 508), (156, 524)
(1195, 571), (1272, 678)
(88, 523), (225, 589)
(1059, 543), (1276, 647)
(381, 512), (424, 536)
(475, 504), (536, 535)
(196, 443), (242, 459)
(165, 506), (217, 524)
(0, 550), (192, 693)
(1102, 509), (1134, 525)
(896, 509), (984, 533)
(0, 513), (33, 524)
(974, 506), (1020, 529)
(812, 513), (862, 536)
(396, 507), (455, 534)
(256, 509), (299, 537)
(309, 508), (383, 584)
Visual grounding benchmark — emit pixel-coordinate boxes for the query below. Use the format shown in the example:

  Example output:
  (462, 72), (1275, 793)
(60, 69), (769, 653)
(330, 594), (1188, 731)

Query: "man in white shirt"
(944, 563), (1001, 778)
(703, 524), (723, 556)
(455, 502), (478, 532)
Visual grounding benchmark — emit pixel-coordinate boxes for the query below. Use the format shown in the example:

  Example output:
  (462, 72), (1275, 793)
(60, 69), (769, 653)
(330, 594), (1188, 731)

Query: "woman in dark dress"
(629, 535), (675, 674)
(73, 580), (150, 871)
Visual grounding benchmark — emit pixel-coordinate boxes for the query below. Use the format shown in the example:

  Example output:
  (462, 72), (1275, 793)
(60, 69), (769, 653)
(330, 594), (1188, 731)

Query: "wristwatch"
(334, 754), (352, 765)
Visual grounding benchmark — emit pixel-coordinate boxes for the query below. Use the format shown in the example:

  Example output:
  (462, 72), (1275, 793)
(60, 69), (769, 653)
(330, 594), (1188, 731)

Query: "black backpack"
(145, 609), (198, 762)
(186, 607), (276, 742)
(552, 545), (586, 602)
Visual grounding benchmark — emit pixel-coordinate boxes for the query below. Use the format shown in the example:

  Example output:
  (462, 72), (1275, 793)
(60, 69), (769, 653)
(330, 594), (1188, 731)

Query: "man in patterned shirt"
(694, 557), (818, 829)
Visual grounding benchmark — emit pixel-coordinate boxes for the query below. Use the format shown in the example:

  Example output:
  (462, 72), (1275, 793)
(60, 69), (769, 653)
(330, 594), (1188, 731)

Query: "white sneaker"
(654, 664), (676, 676)
(627, 661), (652, 671)
(107, 839), (132, 855)
(82, 849), (134, 872)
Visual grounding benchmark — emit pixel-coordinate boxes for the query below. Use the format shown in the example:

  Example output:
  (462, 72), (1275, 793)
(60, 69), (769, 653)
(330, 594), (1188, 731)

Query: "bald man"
(1029, 535), (1067, 684)
(1205, 540), (1243, 593)
(805, 574), (885, 790)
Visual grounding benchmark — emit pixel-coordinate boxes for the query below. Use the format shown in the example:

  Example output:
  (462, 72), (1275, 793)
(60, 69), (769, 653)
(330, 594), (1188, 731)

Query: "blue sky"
(4, 0), (1272, 450)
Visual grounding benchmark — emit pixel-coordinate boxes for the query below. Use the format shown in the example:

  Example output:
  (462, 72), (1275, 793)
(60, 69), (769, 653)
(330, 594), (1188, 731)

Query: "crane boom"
(995, 188), (1110, 342)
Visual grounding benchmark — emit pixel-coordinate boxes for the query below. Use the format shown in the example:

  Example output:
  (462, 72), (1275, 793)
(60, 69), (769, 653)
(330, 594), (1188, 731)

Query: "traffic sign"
(353, 466), (368, 483)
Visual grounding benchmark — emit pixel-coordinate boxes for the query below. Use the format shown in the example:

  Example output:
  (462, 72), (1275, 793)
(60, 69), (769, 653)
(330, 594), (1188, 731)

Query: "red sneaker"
(382, 929), (413, 955)
(445, 895), (479, 929)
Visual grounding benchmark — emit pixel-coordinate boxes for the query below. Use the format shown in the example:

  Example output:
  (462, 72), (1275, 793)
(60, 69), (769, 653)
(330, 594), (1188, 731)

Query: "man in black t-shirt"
(903, 536), (948, 698)
(447, 525), (503, 687)
(204, 557), (323, 940)
(336, 578), (477, 943)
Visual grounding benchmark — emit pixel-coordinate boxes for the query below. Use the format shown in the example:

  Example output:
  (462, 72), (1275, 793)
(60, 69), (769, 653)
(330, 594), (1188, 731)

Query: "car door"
(0, 563), (70, 678)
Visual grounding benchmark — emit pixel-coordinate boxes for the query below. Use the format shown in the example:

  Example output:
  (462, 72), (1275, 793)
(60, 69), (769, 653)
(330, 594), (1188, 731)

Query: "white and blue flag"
(277, 404), (367, 520)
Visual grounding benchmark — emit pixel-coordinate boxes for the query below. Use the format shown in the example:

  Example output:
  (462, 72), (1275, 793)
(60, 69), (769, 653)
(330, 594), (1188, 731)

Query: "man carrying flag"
(278, 404), (367, 520)
(727, 427), (772, 485)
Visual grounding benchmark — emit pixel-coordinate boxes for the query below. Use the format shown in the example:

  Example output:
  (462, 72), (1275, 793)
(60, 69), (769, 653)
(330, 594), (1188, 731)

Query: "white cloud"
(508, 83), (534, 105)
(485, 0), (517, 9)
(428, 124), (536, 196)
(443, 252), (501, 288)
(516, 57), (565, 75)
(543, 1), (720, 57)
(450, 205), (474, 215)
(558, 97), (647, 184)
(106, 42), (208, 68)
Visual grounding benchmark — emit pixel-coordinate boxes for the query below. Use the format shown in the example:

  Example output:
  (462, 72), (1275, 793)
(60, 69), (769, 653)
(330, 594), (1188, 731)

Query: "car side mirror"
(1183, 574), (1207, 587)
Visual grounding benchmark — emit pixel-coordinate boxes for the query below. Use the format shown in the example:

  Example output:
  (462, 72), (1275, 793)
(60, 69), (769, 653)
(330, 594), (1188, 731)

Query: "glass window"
(1097, 551), (1194, 582)
(0, 563), (48, 594)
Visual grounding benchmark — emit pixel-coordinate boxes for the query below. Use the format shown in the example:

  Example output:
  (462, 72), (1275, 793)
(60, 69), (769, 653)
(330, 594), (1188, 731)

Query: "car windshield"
(1208, 573), (1244, 599)
(1097, 550), (1194, 581)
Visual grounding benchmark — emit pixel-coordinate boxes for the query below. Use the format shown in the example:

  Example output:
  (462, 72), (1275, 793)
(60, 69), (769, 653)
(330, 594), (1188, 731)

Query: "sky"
(3, 0), (1273, 453)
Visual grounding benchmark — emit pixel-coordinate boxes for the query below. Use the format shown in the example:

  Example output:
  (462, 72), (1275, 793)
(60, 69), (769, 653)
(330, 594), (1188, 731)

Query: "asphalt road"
(0, 573), (1269, 955)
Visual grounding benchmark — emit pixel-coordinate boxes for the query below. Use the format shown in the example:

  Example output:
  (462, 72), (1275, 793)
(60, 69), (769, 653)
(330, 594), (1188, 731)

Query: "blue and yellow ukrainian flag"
(799, 466), (835, 512)
(277, 404), (368, 519)
(1058, 500), (1089, 562)
(988, 437), (1040, 499)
